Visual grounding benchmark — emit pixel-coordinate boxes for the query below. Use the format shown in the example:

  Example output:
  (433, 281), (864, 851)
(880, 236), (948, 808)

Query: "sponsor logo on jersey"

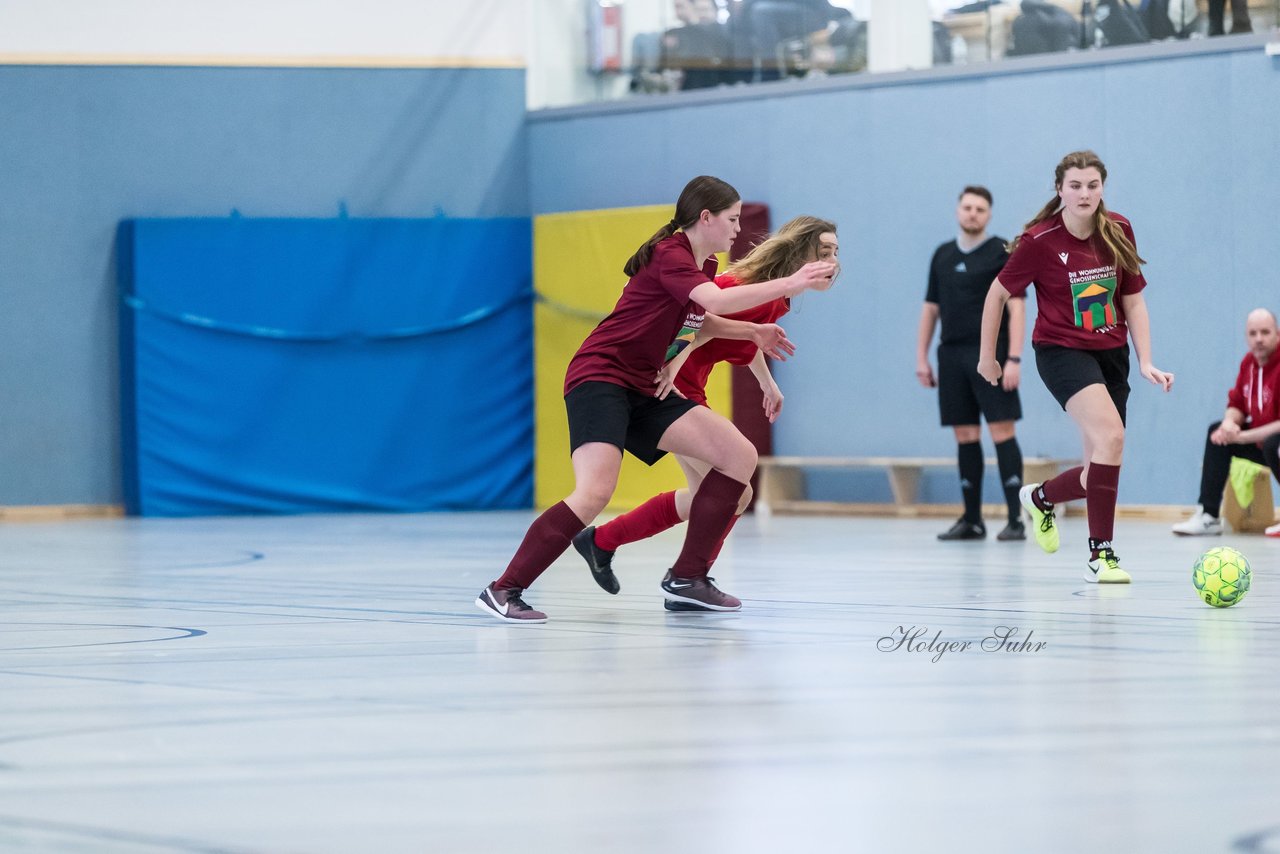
(1071, 277), (1118, 332)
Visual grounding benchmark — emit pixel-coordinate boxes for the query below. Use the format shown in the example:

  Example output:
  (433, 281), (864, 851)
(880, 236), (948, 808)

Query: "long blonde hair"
(723, 215), (838, 284)
(1009, 150), (1145, 274)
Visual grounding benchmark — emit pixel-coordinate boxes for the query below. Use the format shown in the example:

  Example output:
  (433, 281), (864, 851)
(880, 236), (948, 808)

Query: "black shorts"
(565, 380), (699, 465)
(937, 344), (1022, 427)
(1034, 343), (1130, 425)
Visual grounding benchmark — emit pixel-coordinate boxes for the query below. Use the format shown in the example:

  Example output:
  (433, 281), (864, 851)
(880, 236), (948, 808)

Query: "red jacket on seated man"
(1173, 308), (1280, 536)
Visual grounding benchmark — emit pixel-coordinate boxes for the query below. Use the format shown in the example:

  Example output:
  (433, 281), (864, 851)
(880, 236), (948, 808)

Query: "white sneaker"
(1266, 522), (1280, 538)
(1171, 507), (1223, 536)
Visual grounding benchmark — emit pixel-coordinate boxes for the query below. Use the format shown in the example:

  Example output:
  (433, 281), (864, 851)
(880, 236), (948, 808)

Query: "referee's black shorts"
(937, 343), (1022, 427)
(1033, 343), (1130, 425)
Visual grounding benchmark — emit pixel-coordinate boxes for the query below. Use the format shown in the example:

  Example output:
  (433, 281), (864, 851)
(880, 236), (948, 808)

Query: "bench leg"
(756, 466), (805, 518)
(1024, 461), (1063, 486)
(888, 465), (922, 514)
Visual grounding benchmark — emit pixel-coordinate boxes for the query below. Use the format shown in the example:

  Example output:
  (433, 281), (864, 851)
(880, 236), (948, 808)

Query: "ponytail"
(624, 220), (679, 277)
(1007, 196), (1062, 256)
(1094, 201), (1145, 274)
(621, 176), (739, 277)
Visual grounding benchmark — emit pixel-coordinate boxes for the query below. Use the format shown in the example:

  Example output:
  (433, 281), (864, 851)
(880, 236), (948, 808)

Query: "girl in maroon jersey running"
(476, 176), (835, 622)
(977, 150), (1173, 584)
(570, 216), (839, 603)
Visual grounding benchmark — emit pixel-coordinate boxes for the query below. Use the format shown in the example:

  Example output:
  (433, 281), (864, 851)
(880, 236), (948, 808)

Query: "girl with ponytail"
(572, 216), (841, 599)
(476, 176), (836, 622)
(976, 150), (1173, 585)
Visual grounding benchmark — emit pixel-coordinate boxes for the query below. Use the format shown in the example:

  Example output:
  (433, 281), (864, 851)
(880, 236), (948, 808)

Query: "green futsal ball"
(1192, 546), (1251, 608)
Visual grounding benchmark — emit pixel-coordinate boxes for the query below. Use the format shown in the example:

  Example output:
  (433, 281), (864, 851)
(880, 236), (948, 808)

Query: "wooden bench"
(755, 456), (1079, 518)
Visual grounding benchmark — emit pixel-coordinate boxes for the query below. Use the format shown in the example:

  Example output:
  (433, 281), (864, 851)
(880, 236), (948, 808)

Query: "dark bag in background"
(1094, 0), (1150, 46)
(1008, 0), (1079, 56)
(1143, 0), (1199, 39)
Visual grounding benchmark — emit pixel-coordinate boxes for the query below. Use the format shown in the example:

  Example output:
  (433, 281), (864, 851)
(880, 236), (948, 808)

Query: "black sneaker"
(660, 570), (741, 611)
(572, 527), (619, 594)
(997, 520), (1026, 541)
(937, 518), (986, 541)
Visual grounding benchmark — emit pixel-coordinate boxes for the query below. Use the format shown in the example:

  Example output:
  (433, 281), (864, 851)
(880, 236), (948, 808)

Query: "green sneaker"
(1019, 483), (1059, 554)
(1086, 548), (1130, 584)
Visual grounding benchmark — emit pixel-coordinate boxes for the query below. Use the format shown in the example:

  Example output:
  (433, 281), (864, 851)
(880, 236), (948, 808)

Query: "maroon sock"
(1085, 462), (1121, 545)
(671, 470), (747, 578)
(1041, 466), (1087, 506)
(594, 491), (681, 551)
(493, 501), (585, 591)
(707, 513), (741, 568)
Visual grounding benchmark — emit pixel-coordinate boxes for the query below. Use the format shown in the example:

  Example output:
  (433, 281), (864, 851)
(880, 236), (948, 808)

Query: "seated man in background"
(661, 0), (731, 90)
(730, 0), (854, 79)
(633, 0), (722, 93)
(1173, 308), (1280, 535)
(675, 0), (719, 26)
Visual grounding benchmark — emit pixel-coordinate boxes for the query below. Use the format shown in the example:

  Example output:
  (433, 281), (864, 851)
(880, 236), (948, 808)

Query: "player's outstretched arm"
(702, 314), (795, 361)
(689, 261), (835, 316)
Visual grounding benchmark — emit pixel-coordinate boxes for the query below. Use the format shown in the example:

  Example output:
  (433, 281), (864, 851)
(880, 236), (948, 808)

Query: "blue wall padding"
(119, 217), (533, 517)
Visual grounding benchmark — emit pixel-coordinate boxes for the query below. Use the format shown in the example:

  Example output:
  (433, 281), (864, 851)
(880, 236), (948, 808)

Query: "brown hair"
(623, 175), (740, 277)
(724, 215), (838, 284)
(960, 185), (992, 205)
(1008, 150), (1144, 274)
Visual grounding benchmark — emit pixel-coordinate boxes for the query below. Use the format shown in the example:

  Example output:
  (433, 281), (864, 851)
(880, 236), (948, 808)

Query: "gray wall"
(528, 39), (1280, 504)
(0, 65), (528, 505)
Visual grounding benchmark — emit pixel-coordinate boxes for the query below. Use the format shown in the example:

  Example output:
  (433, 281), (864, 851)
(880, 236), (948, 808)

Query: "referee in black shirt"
(916, 186), (1026, 541)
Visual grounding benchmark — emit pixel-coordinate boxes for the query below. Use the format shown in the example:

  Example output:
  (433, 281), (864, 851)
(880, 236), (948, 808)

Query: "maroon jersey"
(564, 232), (715, 395)
(1226, 352), (1280, 434)
(999, 211), (1146, 350)
(675, 274), (789, 406)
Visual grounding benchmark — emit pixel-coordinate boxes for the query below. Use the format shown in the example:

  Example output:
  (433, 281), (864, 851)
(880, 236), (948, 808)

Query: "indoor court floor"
(1, 510), (1278, 853)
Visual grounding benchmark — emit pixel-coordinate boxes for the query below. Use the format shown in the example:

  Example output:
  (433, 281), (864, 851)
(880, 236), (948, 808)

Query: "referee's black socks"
(958, 441), (984, 524)
(995, 437), (1024, 523)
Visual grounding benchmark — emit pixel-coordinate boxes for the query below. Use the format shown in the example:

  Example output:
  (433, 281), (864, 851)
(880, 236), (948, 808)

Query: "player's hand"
(787, 261), (837, 294)
(752, 323), (795, 361)
(976, 356), (1002, 386)
(810, 260), (841, 292)
(1001, 359), (1021, 392)
(916, 361), (936, 388)
(761, 385), (784, 423)
(653, 364), (686, 400)
(1141, 362), (1174, 392)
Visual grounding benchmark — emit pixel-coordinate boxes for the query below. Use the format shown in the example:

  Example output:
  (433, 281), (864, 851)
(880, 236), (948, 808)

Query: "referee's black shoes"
(996, 520), (1027, 541)
(937, 518), (986, 540)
